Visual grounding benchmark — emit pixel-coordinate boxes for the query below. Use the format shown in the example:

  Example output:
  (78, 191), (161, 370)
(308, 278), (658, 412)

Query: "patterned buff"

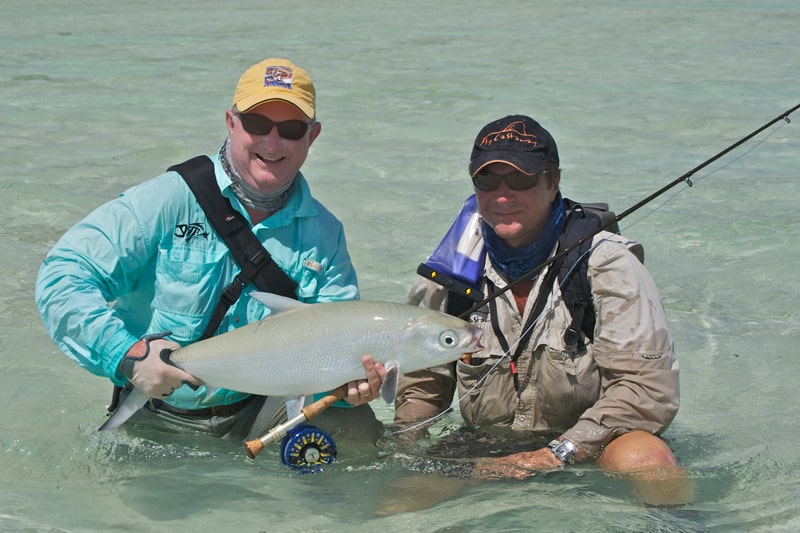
(482, 194), (567, 281)
(220, 138), (296, 214)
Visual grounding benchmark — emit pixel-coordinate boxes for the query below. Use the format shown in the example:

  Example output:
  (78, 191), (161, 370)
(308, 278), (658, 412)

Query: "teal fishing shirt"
(35, 152), (359, 410)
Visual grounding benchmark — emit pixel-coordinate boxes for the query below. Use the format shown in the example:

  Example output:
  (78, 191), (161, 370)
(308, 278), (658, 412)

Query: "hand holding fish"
(343, 355), (387, 406)
(120, 336), (203, 398)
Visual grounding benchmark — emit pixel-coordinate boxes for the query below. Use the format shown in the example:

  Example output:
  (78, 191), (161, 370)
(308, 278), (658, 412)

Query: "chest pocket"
(536, 346), (600, 428)
(456, 358), (517, 428)
(293, 256), (323, 300)
(151, 246), (230, 342)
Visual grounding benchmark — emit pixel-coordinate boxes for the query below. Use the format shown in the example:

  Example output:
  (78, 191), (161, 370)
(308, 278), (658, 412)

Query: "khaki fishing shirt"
(394, 231), (679, 456)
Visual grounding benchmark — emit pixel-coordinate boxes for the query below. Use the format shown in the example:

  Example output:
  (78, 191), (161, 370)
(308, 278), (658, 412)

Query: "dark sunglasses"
(472, 169), (548, 191)
(235, 112), (314, 140)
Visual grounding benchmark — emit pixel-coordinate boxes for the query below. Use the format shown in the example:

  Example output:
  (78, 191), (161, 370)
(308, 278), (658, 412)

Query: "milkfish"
(100, 292), (484, 431)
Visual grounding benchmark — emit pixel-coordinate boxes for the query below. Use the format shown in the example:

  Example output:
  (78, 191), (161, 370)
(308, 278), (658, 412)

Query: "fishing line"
(619, 113), (794, 234)
(393, 252), (604, 436)
(392, 327), (526, 435)
(393, 104), (798, 435)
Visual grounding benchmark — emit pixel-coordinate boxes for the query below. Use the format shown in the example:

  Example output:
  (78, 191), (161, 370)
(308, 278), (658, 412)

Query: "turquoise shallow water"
(2, 1), (799, 531)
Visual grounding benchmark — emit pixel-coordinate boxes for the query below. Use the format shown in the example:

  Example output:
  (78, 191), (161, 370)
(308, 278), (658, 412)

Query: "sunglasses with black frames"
(234, 111), (315, 140)
(472, 169), (550, 191)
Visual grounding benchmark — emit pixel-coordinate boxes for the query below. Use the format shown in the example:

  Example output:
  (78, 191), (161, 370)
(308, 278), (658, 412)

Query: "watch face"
(549, 440), (576, 463)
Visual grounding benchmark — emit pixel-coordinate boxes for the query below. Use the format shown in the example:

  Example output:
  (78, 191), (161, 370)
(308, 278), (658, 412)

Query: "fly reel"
(279, 424), (337, 473)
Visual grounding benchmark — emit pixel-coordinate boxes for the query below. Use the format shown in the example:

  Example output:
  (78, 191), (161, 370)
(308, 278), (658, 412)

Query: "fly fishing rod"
(458, 103), (800, 319)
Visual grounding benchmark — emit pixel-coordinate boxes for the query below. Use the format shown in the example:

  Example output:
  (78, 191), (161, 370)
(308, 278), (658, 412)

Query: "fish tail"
(99, 387), (148, 431)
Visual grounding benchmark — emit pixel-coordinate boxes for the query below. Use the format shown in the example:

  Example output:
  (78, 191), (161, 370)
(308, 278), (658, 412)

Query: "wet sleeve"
(562, 238), (679, 454)
(34, 183), (165, 384)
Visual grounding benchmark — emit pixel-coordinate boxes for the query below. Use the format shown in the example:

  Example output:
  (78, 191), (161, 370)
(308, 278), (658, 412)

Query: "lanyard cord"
(487, 248), (564, 391)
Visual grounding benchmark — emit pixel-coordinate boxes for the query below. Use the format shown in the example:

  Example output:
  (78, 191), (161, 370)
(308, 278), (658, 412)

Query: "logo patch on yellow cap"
(232, 58), (316, 118)
(264, 65), (294, 90)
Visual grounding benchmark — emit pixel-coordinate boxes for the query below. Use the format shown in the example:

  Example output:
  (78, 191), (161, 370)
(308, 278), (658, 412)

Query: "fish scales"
(168, 299), (482, 397)
(99, 296), (483, 432)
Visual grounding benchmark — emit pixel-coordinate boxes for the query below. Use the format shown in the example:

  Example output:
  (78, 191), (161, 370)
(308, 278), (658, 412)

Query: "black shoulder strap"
(523, 199), (615, 354)
(167, 155), (298, 339)
(556, 199), (617, 349)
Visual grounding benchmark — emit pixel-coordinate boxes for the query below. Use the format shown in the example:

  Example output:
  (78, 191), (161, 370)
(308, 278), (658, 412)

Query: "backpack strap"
(556, 199), (617, 351)
(507, 200), (612, 355)
(167, 155), (298, 340)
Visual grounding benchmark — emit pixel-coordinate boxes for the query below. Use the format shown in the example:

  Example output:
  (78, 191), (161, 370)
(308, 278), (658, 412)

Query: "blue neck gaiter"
(482, 194), (566, 281)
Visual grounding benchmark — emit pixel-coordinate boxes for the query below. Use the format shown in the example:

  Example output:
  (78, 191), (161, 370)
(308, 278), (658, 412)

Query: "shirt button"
(233, 316), (240, 323)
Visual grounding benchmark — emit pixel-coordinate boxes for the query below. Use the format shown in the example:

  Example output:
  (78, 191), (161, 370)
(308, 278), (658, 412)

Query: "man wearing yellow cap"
(35, 58), (386, 442)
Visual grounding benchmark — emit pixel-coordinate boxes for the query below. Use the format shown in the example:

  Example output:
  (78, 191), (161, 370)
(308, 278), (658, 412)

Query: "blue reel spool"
(280, 424), (337, 473)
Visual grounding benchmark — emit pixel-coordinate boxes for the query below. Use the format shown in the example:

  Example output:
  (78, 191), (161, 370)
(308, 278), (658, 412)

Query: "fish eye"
(439, 329), (458, 347)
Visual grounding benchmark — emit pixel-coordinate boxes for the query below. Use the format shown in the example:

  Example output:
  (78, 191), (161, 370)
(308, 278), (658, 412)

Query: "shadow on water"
(367, 424), (789, 532)
(80, 425), (301, 524)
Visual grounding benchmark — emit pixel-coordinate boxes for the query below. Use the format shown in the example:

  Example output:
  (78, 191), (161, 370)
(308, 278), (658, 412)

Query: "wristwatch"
(547, 438), (578, 464)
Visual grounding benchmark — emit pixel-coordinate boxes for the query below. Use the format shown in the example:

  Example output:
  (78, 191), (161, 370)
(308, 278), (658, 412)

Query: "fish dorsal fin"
(250, 291), (308, 315)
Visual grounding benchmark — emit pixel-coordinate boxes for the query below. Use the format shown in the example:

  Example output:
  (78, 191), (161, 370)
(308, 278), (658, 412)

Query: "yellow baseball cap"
(232, 58), (316, 119)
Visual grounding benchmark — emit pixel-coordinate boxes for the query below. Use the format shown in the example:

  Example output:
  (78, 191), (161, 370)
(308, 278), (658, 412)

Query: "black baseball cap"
(469, 115), (559, 176)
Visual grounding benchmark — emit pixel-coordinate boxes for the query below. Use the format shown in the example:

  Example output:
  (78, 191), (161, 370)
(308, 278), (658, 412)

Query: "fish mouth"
(465, 328), (484, 353)
(465, 343), (484, 354)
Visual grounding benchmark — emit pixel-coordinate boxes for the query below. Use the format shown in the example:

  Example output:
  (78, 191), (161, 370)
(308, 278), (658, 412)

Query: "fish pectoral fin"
(245, 396), (289, 441)
(379, 361), (400, 405)
(202, 385), (220, 400)
(99, 387), (148, 431)
(250, 292), (309, 315)
(284, 396), (305, 420)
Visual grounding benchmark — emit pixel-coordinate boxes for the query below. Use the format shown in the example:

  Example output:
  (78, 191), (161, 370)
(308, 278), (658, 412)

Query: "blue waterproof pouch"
(417, 195), (485, 301)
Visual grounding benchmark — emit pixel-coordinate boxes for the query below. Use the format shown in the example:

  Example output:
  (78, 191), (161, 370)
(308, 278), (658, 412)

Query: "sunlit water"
(2, 1), (799, 531)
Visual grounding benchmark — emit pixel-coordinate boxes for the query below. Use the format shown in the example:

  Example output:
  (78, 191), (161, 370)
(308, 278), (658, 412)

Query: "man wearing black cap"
(394, 115), (691, 505)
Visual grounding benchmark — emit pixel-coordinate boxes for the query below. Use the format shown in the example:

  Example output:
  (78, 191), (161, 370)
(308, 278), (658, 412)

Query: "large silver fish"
(101, 292), (483, 431)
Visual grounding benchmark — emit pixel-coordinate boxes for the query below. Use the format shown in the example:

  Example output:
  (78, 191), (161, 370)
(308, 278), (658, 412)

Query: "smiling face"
(225, 100), (321, 194)
(475, 162), (561, 248)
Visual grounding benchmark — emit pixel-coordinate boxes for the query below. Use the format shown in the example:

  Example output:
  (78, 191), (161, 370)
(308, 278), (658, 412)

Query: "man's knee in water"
(597, 430), (677, 472)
